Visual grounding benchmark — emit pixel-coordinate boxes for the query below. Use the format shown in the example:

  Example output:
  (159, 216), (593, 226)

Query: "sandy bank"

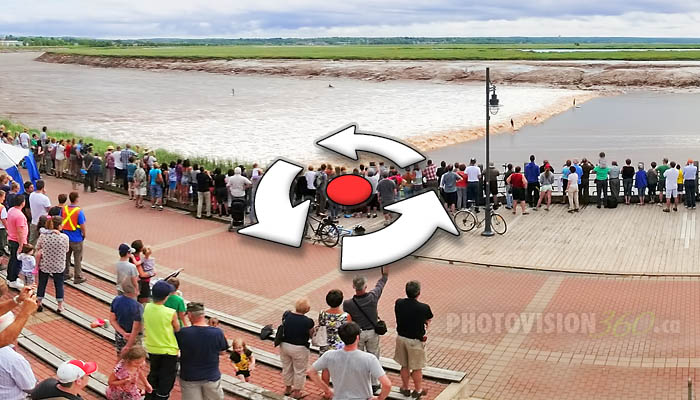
(37, 52), (700, 88)
(404, 91), (601, 154)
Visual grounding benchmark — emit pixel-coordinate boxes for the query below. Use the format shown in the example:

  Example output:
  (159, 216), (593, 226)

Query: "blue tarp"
(24, 153), (40, 189)
(5, 166), (24, 194)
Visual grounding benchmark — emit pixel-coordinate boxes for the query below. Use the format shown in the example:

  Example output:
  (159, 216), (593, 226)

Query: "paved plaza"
(27, 175), (700, 399)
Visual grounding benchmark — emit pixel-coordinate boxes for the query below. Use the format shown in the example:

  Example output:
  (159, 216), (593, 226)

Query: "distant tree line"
(3, 35), (700, 47)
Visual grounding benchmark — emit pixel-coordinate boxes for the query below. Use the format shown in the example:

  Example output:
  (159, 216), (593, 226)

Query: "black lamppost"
(482, 67), (500, 237)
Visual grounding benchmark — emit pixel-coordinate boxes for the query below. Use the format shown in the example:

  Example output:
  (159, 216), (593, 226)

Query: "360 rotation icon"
(239, 122), (460, 271)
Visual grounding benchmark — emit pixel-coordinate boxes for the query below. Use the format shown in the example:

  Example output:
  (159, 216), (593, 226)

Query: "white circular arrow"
(316, 123), (425, 168)
(238, 159), (311, 247)
(339, 191), (460, 271)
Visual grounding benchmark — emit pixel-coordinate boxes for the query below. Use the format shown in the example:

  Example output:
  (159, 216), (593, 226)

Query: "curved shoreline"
(405, 91), (603, 153)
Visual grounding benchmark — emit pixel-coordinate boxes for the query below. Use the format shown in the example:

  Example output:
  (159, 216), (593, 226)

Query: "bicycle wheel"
(319, 223), (340, 247)
(491, 213), (507, 235)
(454, 210), (477, 232)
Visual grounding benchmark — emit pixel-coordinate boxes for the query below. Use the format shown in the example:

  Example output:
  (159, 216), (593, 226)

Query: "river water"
(426, 91), (700, 169)
(0, 52), (589, 164)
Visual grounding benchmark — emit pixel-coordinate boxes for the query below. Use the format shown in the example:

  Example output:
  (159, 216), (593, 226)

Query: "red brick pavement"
(29, 174), (700, 399)
(33, 275), (447, 399)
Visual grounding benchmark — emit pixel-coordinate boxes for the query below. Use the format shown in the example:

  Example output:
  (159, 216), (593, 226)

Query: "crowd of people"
(275, 267), (433, 400)
(0, 239), (435, 400)
(292, 153), (699, 222)
(4, 125), (700, 225)
(0, 125), (264, 228)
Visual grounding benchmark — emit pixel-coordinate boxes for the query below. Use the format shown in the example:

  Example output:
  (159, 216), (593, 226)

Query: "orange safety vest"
(62, 205), (81, 231)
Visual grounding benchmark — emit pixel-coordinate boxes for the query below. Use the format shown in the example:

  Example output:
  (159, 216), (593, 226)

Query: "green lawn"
(51, 44), (700, 61)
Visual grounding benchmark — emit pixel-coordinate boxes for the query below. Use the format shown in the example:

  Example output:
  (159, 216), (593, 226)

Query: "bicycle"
(453, 202), (507, 234)
(305, 213), (341, 247)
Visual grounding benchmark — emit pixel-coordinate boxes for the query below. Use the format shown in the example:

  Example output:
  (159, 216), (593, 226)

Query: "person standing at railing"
(592, 162), (610, 209)
(439, 165), (461, 214)
(646, 162), (658, 205)
(504, 164), (514, 210)
(560, 160), (571, 204)
(635, 163), (648, 205)
(485, 162), (501, 209)
(524, 155), (539, 209)
(609, 161), (621, 202)
(656, 158), (670, 206)
(662, 161), (680, 213)
(566, 166), (580, 213)
(622, 159), (636, 205)
(580, 159), (593, 206)
(455, 164), (467, 209)
(506, 166), (528, 215)
(465, 159), (481, 212)
(683, 159), (697, 209)
(676, 163), (685, 204)
(535, 165), (554, 211)
(423, 160), (438, 189)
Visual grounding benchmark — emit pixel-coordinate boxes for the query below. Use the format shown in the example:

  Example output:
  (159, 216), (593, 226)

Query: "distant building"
(0, 40), (23, 47)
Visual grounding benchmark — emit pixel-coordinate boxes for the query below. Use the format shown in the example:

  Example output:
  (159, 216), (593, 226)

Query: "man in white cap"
(0, 310), (36, 400)
(31, 359), (96, 399)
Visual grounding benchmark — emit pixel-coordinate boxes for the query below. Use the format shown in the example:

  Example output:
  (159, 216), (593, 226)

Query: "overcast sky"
(3, 1), (700, 38)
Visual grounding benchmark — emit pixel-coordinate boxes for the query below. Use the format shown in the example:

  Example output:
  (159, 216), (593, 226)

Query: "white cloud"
(2, 1), (700, 38)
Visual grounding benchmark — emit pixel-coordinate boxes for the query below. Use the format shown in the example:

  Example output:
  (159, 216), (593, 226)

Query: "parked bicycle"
(305, 212), (341, 247)
(453, 202), (507, 234)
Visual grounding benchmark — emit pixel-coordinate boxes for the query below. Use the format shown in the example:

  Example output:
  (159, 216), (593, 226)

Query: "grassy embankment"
(0, 119), (247, 171)
(51, 43), (700, 61)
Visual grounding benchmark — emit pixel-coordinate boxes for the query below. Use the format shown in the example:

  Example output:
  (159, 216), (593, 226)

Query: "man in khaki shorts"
(394, 280), (433, 399)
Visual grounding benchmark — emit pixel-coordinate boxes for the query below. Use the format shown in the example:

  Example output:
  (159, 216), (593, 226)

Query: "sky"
(3, 0), (700, 39)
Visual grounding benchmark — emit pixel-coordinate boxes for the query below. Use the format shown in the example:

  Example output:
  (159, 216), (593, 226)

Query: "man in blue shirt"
(175, 302), (228, 400)
(573, 160), (583, 184)
(524, 155), (540, 208)
(61, 191), (87, 284)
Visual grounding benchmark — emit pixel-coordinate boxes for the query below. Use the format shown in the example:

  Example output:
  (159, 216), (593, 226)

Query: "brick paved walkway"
(27, 175), (700, 399)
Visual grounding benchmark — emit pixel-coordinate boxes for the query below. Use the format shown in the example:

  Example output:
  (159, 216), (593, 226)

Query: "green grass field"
(51, 44), (700, 61)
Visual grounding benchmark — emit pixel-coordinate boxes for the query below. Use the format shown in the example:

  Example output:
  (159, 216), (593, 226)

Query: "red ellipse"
(326, 175), (373, 206)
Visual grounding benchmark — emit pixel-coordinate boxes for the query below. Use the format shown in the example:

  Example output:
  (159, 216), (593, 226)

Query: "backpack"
(606, 196), (618, 209)
(313, 172), (325, 189)
(155, 170), (163, 185)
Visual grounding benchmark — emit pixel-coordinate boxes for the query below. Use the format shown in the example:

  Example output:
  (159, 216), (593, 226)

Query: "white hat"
(56, 360), (98, 383)
(0, 311), (15, 333)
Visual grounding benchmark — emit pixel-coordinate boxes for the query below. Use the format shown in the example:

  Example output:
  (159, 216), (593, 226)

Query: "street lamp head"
(489, 92), (500, 115)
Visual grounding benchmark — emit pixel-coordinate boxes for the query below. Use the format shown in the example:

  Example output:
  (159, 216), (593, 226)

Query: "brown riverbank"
(37, 52), (700, 88)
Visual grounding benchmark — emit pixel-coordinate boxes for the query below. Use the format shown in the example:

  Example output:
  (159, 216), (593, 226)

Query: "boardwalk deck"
(411, 203), (700, 275)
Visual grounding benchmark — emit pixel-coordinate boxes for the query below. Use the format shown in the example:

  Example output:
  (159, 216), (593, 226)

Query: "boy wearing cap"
(31, 359), (96, 399)
(115, 244), (138, 295)
(143, 280), (180, 400)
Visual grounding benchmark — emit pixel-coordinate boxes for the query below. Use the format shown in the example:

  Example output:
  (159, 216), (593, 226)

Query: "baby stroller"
(229, 198), (246, 231)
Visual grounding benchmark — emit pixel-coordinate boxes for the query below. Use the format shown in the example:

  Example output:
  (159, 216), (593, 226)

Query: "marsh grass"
(52, 44), (700, 61)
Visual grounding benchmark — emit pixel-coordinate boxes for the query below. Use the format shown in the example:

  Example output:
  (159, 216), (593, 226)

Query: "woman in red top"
(506, 166), (529, 215)
(456, 164), (468, 209)
(64, 141), (72, 161)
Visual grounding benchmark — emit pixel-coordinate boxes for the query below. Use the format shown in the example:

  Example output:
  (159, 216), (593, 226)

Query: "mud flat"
(38, 53), (700, 88)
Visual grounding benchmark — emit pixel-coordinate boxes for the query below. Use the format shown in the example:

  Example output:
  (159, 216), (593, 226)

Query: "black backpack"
(605, 196), (618, 209)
